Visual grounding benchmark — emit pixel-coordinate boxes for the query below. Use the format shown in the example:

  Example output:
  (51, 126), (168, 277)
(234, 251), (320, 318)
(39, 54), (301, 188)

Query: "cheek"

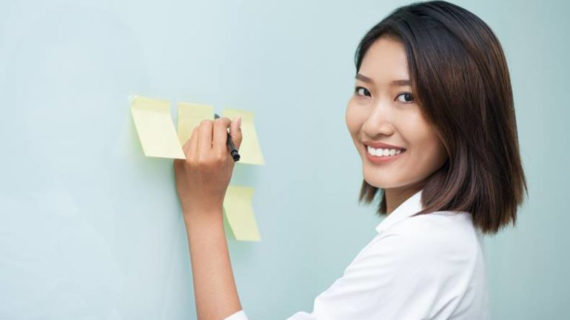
(414, 126), (447, 169)
(345, 101), (364, 136)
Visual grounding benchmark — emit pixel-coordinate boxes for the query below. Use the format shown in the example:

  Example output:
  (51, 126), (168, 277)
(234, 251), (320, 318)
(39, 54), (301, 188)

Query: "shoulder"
(366, 211), (481, 267)
(330, 211), (487, 319)
(394, 210), (479, 249)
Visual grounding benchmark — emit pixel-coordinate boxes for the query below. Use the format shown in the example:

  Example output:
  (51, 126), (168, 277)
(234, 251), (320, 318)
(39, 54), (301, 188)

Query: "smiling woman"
(351, 1), (528, 235)
(346, 36), (449, 215)
(177, 1), (528, 320)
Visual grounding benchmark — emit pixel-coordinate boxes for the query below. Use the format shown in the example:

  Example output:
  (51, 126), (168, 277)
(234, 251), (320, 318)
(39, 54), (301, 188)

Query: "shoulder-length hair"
(355, 0), (528, 234)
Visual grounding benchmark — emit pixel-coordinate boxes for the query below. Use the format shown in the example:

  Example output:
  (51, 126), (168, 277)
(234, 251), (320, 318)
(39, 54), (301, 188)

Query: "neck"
(384, 185), (422, 215)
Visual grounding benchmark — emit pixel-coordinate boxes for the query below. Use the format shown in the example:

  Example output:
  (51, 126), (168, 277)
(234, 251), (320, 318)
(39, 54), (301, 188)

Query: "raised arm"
(174, 116), (243, 320)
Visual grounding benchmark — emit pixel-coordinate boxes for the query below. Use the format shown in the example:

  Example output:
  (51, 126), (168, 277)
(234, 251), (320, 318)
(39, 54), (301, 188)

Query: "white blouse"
(225, 189), (490, 320)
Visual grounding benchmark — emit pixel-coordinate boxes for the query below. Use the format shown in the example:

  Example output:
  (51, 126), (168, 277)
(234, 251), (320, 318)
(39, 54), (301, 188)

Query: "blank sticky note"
(130, 95), (185, 159)
(222, 108), (265, 165)
(177, 102), (214, 146)
(223, 186), (261, 241)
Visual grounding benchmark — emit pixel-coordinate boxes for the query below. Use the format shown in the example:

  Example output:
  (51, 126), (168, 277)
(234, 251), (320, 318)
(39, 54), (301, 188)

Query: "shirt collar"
(375, 189), (424, 234)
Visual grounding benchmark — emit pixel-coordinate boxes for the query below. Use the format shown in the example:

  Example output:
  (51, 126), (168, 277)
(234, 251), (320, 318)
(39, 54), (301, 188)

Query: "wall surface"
(1, 0), (568, 319)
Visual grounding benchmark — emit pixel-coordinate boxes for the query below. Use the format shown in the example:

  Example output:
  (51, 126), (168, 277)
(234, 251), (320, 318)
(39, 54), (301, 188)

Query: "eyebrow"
(355, 73), (411, 87)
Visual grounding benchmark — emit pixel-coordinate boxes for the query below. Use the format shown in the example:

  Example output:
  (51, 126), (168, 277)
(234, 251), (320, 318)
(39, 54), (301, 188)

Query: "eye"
(396, 92), (415, 103)
(354, 86), (371, 97)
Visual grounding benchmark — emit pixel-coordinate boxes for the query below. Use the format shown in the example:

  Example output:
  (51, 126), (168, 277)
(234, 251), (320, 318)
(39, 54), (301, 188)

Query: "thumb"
(230, 116), (243, 150)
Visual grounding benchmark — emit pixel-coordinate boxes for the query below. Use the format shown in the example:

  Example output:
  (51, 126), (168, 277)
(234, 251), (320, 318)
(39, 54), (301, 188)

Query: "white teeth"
(367, 146), (404, 157)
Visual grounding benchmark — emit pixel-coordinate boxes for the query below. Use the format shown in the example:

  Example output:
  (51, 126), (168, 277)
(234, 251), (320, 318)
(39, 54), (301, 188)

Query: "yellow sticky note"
(223, 186), (261, 241)
(222, 108), (264, 165)
(177, 102), (214, 146)
(130, 95), (185, 159)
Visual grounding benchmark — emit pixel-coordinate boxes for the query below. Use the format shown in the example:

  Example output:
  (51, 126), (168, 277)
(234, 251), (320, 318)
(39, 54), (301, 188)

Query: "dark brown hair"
(355, 0), (528, 234)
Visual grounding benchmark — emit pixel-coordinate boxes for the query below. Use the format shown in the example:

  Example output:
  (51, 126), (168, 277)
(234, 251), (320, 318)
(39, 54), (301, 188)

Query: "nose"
(361, 100), (395, 138)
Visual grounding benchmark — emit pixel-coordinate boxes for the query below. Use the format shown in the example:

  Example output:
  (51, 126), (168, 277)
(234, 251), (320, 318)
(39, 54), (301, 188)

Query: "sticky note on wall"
(223, 186), (261, 241)
(177, 102), (214, 146)
(130, 95), (185, 159)
(222, 109), (265, 165)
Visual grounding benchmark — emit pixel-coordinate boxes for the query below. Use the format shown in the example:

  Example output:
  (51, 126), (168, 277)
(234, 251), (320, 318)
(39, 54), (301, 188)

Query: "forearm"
(184, 207), (242, 320)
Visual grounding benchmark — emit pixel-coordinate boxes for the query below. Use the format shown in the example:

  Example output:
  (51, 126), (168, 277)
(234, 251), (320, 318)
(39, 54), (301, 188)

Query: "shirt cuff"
(224, 310), (248, 320)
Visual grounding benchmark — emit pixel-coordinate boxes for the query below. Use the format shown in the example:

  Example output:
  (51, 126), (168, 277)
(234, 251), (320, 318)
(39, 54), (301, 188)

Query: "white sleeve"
(226, 231), (463, 320)
(224, 310), (248, 320)
(285, 231), (459, 320)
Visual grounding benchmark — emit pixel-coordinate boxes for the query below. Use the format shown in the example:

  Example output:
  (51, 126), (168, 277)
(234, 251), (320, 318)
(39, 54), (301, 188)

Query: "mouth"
(363, 143), (406, 157)
(363, 143), (406, 163)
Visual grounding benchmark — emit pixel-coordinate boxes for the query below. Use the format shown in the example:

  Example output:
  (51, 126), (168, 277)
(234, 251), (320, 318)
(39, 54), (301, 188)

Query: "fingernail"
(236, 116), (242, 129)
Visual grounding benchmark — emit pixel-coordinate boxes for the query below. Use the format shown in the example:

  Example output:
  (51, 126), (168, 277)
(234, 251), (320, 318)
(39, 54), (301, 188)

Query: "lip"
(363, 144), (406, 164)
(363, 141), (406, 150)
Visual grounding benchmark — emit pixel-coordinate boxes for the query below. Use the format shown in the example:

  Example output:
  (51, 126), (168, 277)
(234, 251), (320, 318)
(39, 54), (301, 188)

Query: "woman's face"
(345, 36), (447, 192)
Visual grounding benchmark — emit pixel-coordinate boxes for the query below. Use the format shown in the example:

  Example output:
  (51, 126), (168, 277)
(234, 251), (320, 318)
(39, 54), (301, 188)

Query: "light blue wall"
(0, 0), (567, 319)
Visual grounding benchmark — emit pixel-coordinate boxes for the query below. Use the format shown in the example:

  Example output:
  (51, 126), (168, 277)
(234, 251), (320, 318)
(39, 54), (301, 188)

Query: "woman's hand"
(174, 116), (242, 220)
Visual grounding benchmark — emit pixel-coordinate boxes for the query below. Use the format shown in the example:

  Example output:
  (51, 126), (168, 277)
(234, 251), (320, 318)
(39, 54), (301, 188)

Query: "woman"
(173, 1), (528, 319)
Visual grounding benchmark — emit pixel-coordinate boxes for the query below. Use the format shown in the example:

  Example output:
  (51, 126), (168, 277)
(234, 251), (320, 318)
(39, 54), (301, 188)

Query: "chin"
(363, 176), (396, 189)
(362, 169), (413, 190)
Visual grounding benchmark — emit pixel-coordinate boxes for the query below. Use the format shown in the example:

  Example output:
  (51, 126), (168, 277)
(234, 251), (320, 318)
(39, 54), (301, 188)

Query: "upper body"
(224, 189), (490, 320)
(173, 2), (525, 319)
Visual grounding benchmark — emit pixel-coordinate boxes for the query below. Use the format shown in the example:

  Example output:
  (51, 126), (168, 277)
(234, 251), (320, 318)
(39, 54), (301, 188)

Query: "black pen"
(214, 113), (240, 162)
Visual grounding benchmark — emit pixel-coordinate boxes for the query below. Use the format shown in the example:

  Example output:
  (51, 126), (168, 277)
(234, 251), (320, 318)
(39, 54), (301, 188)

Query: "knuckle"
(215, 151), (225, 162)
(188, 154), (199, 165)
(197, 156), (208, 166)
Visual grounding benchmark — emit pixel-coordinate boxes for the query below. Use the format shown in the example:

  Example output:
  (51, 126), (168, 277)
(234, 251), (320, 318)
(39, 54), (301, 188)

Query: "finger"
(182, 139), (189, 154)
(189, 127), (199, 161)
(182, 127), (197, 157)
(198, 119), (214, 154)
(229, 116), (243, 150)
(182, 129), (193, 154)
(213, 117), (232, 156)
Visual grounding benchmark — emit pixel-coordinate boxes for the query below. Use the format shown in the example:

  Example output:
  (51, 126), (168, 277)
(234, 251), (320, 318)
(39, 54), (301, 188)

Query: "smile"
(365, 145), (406, 163)
(366, 146), (404, 157)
